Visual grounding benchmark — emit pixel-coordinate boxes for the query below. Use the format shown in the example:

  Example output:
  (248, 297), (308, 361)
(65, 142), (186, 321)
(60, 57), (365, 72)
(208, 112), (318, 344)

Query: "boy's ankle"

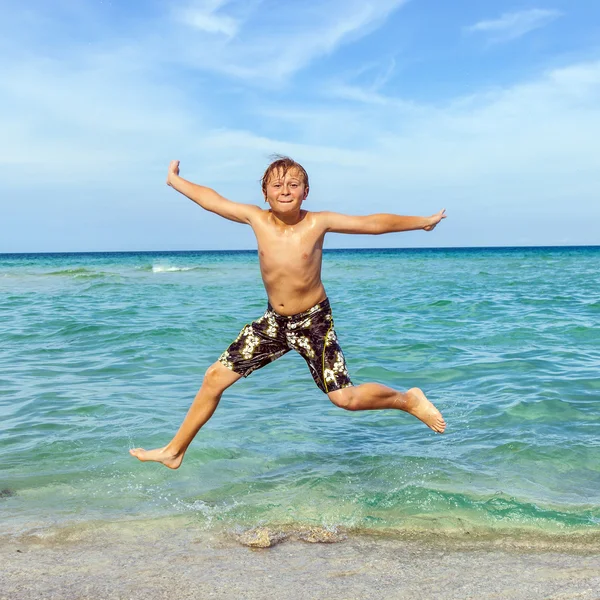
(165, 443), (184, 457)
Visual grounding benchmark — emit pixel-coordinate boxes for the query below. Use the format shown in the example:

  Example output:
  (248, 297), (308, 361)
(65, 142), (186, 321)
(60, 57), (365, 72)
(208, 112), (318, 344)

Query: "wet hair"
(261, 155), (309, 196)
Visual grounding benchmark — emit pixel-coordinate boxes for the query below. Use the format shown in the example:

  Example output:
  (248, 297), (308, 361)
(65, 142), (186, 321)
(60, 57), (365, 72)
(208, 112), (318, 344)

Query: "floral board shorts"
(218, 298), (353, 394)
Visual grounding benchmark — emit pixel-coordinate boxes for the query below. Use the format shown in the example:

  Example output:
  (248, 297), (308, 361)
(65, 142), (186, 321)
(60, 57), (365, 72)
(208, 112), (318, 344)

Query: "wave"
(162, 484), (600, 540)
(428, 299), (454, 307)
(14, 265), (205, 278)
(152, 265), (196, 273)
(44, 268), (112, 279)
(133, 264), (209, 273)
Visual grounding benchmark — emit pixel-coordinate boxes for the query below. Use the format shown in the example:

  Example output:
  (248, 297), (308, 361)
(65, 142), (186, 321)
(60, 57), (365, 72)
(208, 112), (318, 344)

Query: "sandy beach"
(2, 519), (599, 600)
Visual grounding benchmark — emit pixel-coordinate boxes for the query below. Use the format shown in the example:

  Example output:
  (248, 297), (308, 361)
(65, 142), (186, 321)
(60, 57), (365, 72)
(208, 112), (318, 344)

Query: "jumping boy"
(130, 157), (447, 469)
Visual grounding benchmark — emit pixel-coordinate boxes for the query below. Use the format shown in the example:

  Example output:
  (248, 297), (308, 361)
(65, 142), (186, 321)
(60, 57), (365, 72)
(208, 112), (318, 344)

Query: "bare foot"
(404, 388), (446, 433)
(129, 446), (184, 469)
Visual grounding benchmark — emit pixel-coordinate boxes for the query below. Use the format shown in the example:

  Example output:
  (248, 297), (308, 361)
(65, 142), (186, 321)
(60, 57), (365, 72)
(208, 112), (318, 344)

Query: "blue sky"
(1, 0), (599, 252)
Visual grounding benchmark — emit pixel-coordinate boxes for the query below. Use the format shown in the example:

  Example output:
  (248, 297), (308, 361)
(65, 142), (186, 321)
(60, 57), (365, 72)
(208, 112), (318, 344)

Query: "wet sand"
(1, 519), (599, 600)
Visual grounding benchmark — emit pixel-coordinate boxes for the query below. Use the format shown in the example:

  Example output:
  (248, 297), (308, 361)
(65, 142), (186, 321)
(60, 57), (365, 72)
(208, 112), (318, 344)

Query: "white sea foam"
(151, 264), (194, 273)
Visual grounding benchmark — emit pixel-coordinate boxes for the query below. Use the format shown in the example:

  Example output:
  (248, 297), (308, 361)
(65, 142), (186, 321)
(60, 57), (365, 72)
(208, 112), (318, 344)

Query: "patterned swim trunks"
(218, 298), (353, 394)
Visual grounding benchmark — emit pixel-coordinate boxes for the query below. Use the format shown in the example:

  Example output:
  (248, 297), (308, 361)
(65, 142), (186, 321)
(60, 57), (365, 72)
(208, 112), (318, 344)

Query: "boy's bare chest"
(253, 216), (325, 274)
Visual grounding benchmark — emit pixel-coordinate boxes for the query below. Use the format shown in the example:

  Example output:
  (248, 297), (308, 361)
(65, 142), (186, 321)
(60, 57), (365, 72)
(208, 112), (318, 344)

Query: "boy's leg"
(327, 384), (446, 433)
(290, 300), (446, 434)
(129, 361), (242, 469)
(130, 307), (290, 469)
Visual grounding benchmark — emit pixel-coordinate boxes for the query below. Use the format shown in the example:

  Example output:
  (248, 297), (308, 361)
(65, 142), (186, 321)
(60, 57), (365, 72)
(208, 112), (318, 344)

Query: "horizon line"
(1, 244), (599, 256)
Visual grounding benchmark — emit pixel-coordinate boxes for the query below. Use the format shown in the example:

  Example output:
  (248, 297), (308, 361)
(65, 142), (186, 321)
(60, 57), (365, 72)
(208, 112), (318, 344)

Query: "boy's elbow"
(367, 215), (388, 235)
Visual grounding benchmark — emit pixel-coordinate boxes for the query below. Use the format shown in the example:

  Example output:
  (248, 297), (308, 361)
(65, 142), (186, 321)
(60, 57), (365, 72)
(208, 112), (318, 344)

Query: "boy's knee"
(327, 387), (357, 411)
(203, 362), (234, 392)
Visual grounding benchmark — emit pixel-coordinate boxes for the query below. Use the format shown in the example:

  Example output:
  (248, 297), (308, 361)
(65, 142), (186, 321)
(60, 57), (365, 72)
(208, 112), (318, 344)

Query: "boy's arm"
(167, 160), (260, 224)
(320, 209), (446, 234)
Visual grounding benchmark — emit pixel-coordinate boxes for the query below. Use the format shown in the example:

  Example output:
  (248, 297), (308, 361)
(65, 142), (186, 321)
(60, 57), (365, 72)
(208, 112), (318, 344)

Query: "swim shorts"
(218, 298), (353, 393)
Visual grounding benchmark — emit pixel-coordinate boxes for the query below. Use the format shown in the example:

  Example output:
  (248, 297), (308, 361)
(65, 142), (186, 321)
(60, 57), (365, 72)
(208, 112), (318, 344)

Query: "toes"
(430, 417), (446, 433)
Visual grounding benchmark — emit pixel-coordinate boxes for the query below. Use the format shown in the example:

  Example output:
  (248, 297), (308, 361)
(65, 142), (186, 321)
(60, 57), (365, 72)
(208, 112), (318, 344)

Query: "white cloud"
(168, 0), (408, 82)
(259, 59), (600, 218)
(0, 52), (196, 184)
(3, 36), (600, 206)
(174, 0), (239, 38)
(466, 9), (562, 42)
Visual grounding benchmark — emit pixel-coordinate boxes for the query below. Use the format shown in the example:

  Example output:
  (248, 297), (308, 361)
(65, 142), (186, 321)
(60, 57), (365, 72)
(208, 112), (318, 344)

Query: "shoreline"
(2, 518), (599, 600)
(4, 514), (600, 552)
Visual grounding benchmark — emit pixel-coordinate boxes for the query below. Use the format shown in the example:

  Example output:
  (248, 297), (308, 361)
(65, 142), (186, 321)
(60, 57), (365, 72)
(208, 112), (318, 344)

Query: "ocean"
(1, 247), (599, 543)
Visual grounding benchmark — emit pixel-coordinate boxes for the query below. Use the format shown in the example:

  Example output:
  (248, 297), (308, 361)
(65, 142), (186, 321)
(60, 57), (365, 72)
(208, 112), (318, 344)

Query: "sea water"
(1, 247), (599, 539)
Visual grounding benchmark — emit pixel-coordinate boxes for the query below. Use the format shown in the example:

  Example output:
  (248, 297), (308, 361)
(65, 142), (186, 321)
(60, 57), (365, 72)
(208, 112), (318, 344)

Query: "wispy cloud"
(174, 0), (240, 38)
(261, 58), (600, 209)
(466, 8), (562, 43)
(168, 0), (408, 82)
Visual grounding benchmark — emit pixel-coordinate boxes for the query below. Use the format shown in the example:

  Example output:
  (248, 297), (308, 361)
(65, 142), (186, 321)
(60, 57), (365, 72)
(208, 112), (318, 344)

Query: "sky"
(1, 0), (599, 252)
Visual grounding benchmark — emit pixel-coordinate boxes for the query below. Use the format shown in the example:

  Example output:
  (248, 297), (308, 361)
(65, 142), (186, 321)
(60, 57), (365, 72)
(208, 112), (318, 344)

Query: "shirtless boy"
(130, 157), (447, 469)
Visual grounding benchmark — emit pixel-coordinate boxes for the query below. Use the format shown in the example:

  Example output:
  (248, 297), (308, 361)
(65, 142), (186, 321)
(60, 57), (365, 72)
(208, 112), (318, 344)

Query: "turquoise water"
(1, 247), (599, 538)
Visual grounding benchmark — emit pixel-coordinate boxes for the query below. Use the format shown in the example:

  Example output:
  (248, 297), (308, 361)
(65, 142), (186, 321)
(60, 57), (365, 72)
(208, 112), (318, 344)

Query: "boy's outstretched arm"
(320, 209), (446, 234)
(166, 160), (260, 224)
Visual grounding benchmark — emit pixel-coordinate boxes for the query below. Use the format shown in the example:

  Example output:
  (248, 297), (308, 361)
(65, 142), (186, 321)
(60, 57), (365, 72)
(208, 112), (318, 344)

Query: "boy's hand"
(424, 209), (446, 231)
(167, 160), (180, 187)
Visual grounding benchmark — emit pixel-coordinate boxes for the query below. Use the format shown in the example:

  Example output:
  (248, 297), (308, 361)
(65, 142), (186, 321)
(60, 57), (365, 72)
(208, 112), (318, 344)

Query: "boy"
(130, 157), (447, 469)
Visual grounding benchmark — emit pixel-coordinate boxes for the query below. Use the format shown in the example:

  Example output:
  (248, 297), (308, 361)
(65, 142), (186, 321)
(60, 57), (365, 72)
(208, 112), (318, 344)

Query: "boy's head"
(261, 156), (309, 211)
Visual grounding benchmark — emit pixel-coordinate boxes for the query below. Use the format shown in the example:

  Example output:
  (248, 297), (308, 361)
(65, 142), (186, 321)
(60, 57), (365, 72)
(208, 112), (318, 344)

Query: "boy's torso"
(250, 209), (327, 316)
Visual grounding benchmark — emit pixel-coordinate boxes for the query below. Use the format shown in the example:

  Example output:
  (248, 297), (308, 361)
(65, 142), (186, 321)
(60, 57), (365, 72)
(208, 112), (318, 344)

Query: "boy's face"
(264, 168), (308, 213)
